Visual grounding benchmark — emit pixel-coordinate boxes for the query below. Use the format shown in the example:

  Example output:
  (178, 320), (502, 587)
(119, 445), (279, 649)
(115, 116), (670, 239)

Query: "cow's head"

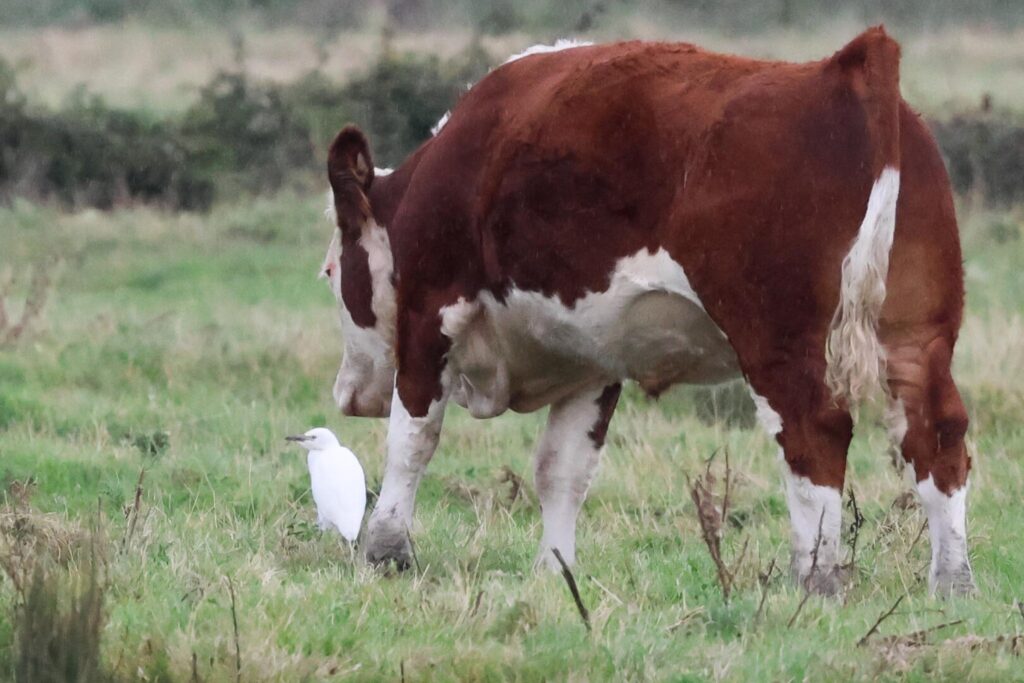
(323, 126), (396, 417)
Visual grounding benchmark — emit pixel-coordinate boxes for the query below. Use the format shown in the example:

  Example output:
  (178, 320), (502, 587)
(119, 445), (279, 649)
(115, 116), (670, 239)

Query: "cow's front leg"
(533, 382), (621, 571)
(364, 308), (451, 569)
(748, 360), (853, 596)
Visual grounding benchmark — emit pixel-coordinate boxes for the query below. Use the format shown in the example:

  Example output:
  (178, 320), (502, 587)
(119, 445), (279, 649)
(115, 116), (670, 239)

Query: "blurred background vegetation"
(0, 0), (1022, 211)
(2, 0), (1024, 32)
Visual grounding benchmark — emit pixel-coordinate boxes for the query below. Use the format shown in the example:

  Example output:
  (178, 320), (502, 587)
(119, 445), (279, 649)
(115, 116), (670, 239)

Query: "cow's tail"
(327, 125), (375, 238)
(824, 27), (902, 406)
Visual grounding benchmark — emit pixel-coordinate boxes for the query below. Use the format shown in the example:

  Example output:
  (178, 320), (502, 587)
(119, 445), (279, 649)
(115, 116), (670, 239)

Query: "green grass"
(0, 193), (1022, 681)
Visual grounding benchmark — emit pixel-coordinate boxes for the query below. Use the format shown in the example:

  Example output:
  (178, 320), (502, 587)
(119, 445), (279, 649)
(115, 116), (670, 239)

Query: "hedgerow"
(2, 49), (1022, 211)
(0, 46), (491, 210)
(932, 113), (1024, 206)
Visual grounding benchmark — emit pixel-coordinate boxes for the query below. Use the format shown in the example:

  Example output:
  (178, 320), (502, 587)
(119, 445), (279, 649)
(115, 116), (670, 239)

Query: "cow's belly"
(443, 248), (741, 417)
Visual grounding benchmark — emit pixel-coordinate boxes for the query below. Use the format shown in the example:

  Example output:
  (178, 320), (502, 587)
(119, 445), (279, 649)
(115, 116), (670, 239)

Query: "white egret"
(285, 427), (366, 543)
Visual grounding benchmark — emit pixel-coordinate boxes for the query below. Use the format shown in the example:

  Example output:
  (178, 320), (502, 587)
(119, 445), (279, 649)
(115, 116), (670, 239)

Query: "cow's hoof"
(533, 546), (574, 573)
(931, 564), (976, 598)
(798, 564), (849, 598)
(364, 519), (413, 571)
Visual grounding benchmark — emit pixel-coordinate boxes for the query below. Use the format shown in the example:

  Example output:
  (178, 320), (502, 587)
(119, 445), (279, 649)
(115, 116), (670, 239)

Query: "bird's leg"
(338, 537), (356, 565)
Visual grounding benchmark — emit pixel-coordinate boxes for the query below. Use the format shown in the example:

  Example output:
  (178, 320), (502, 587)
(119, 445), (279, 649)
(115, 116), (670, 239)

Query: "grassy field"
(0, 192), (1022, 680)
(1, 19), (1024, 683)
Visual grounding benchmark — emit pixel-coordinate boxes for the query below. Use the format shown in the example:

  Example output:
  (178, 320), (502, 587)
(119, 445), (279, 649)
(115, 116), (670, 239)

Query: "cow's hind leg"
(886, 337), (975, 596)
(748, 359), (853, 596)
(364, 308), (451, 569)
(533, 383), (621, 571)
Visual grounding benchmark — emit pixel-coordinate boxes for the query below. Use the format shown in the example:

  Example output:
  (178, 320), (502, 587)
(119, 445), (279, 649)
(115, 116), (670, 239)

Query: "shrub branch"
(688, 450), (746, 602)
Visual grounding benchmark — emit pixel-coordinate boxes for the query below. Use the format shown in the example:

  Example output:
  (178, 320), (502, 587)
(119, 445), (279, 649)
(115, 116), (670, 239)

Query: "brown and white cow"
(321, 28), (975, 596)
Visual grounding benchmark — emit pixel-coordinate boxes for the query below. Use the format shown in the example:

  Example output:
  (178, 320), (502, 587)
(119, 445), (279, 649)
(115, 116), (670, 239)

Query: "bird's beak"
(284, 435), (309, 443)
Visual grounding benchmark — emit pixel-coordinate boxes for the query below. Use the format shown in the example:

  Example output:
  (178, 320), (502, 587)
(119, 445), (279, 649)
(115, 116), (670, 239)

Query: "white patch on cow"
(783, 467), (842, 583)
(384, 381), (448, 484)
(825, 166), (901, 405)
(430, 39), (593, 137)
(320, 192), (395, 327)
(533, 384), (607, 571)
(320, 230), (341, 295)
(748, 387), (783, 436)
(502, 38), (594, 65)
(884, 396), (909, 472)
(883, 397), (908, 448)
(321, 216), (396, 339)
(438, 247), (739, 414)
(440, 296), (510, 418)
(323, 189), (337, 224)
(439, 296), (479, 338)
(374, 166), (394, 177)
(360, 220), (397, 342)
(323, 186), (398, 415)
(917, 475), (973, 594)
(430, 111), (451, 136)
(332, 307), (395, 416)
(901, 456), (919, 492)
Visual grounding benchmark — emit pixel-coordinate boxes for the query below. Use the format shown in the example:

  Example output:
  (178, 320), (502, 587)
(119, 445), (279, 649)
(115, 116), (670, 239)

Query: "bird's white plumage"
(289, 428), (366, 542)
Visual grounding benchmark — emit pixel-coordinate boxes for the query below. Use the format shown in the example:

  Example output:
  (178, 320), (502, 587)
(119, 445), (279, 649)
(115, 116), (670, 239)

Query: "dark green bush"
(1, 68), (214, 211)
(0, 44), (494, 210)
(8, 43), (1020, 213)
(931, 114), (1024, 206)
(131, 430), (170, 458)
(6, 0), (1023, 31)
(173, 43), (493, 191)
(180, 71), (317, 195)
(44, 95), (212, 210)
(337, 44), (491, 166)
(280, 70), (353, 156)
(0, 0), (366, 28)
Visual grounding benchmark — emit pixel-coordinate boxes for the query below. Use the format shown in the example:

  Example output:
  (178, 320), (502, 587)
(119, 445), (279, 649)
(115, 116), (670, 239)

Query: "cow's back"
(375, 34), (957, 414)
(394, 43), (779, 302)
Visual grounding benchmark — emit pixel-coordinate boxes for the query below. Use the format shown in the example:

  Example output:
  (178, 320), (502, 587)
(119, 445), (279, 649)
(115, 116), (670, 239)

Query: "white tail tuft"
(825, 166), (900, 405)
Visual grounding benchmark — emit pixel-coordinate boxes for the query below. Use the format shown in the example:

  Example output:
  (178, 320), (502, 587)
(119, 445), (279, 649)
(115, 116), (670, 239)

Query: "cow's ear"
(328, 125), (374, 190)
(327, 125), (375, 238)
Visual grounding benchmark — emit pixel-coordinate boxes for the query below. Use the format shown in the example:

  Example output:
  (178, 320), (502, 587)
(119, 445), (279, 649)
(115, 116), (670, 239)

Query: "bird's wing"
(310, 448), (367, 541)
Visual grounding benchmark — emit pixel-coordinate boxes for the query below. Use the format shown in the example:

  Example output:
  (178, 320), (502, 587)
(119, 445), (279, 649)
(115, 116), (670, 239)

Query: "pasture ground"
(1, 194), (1022, 681)
(1, 20), (1024, 682)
